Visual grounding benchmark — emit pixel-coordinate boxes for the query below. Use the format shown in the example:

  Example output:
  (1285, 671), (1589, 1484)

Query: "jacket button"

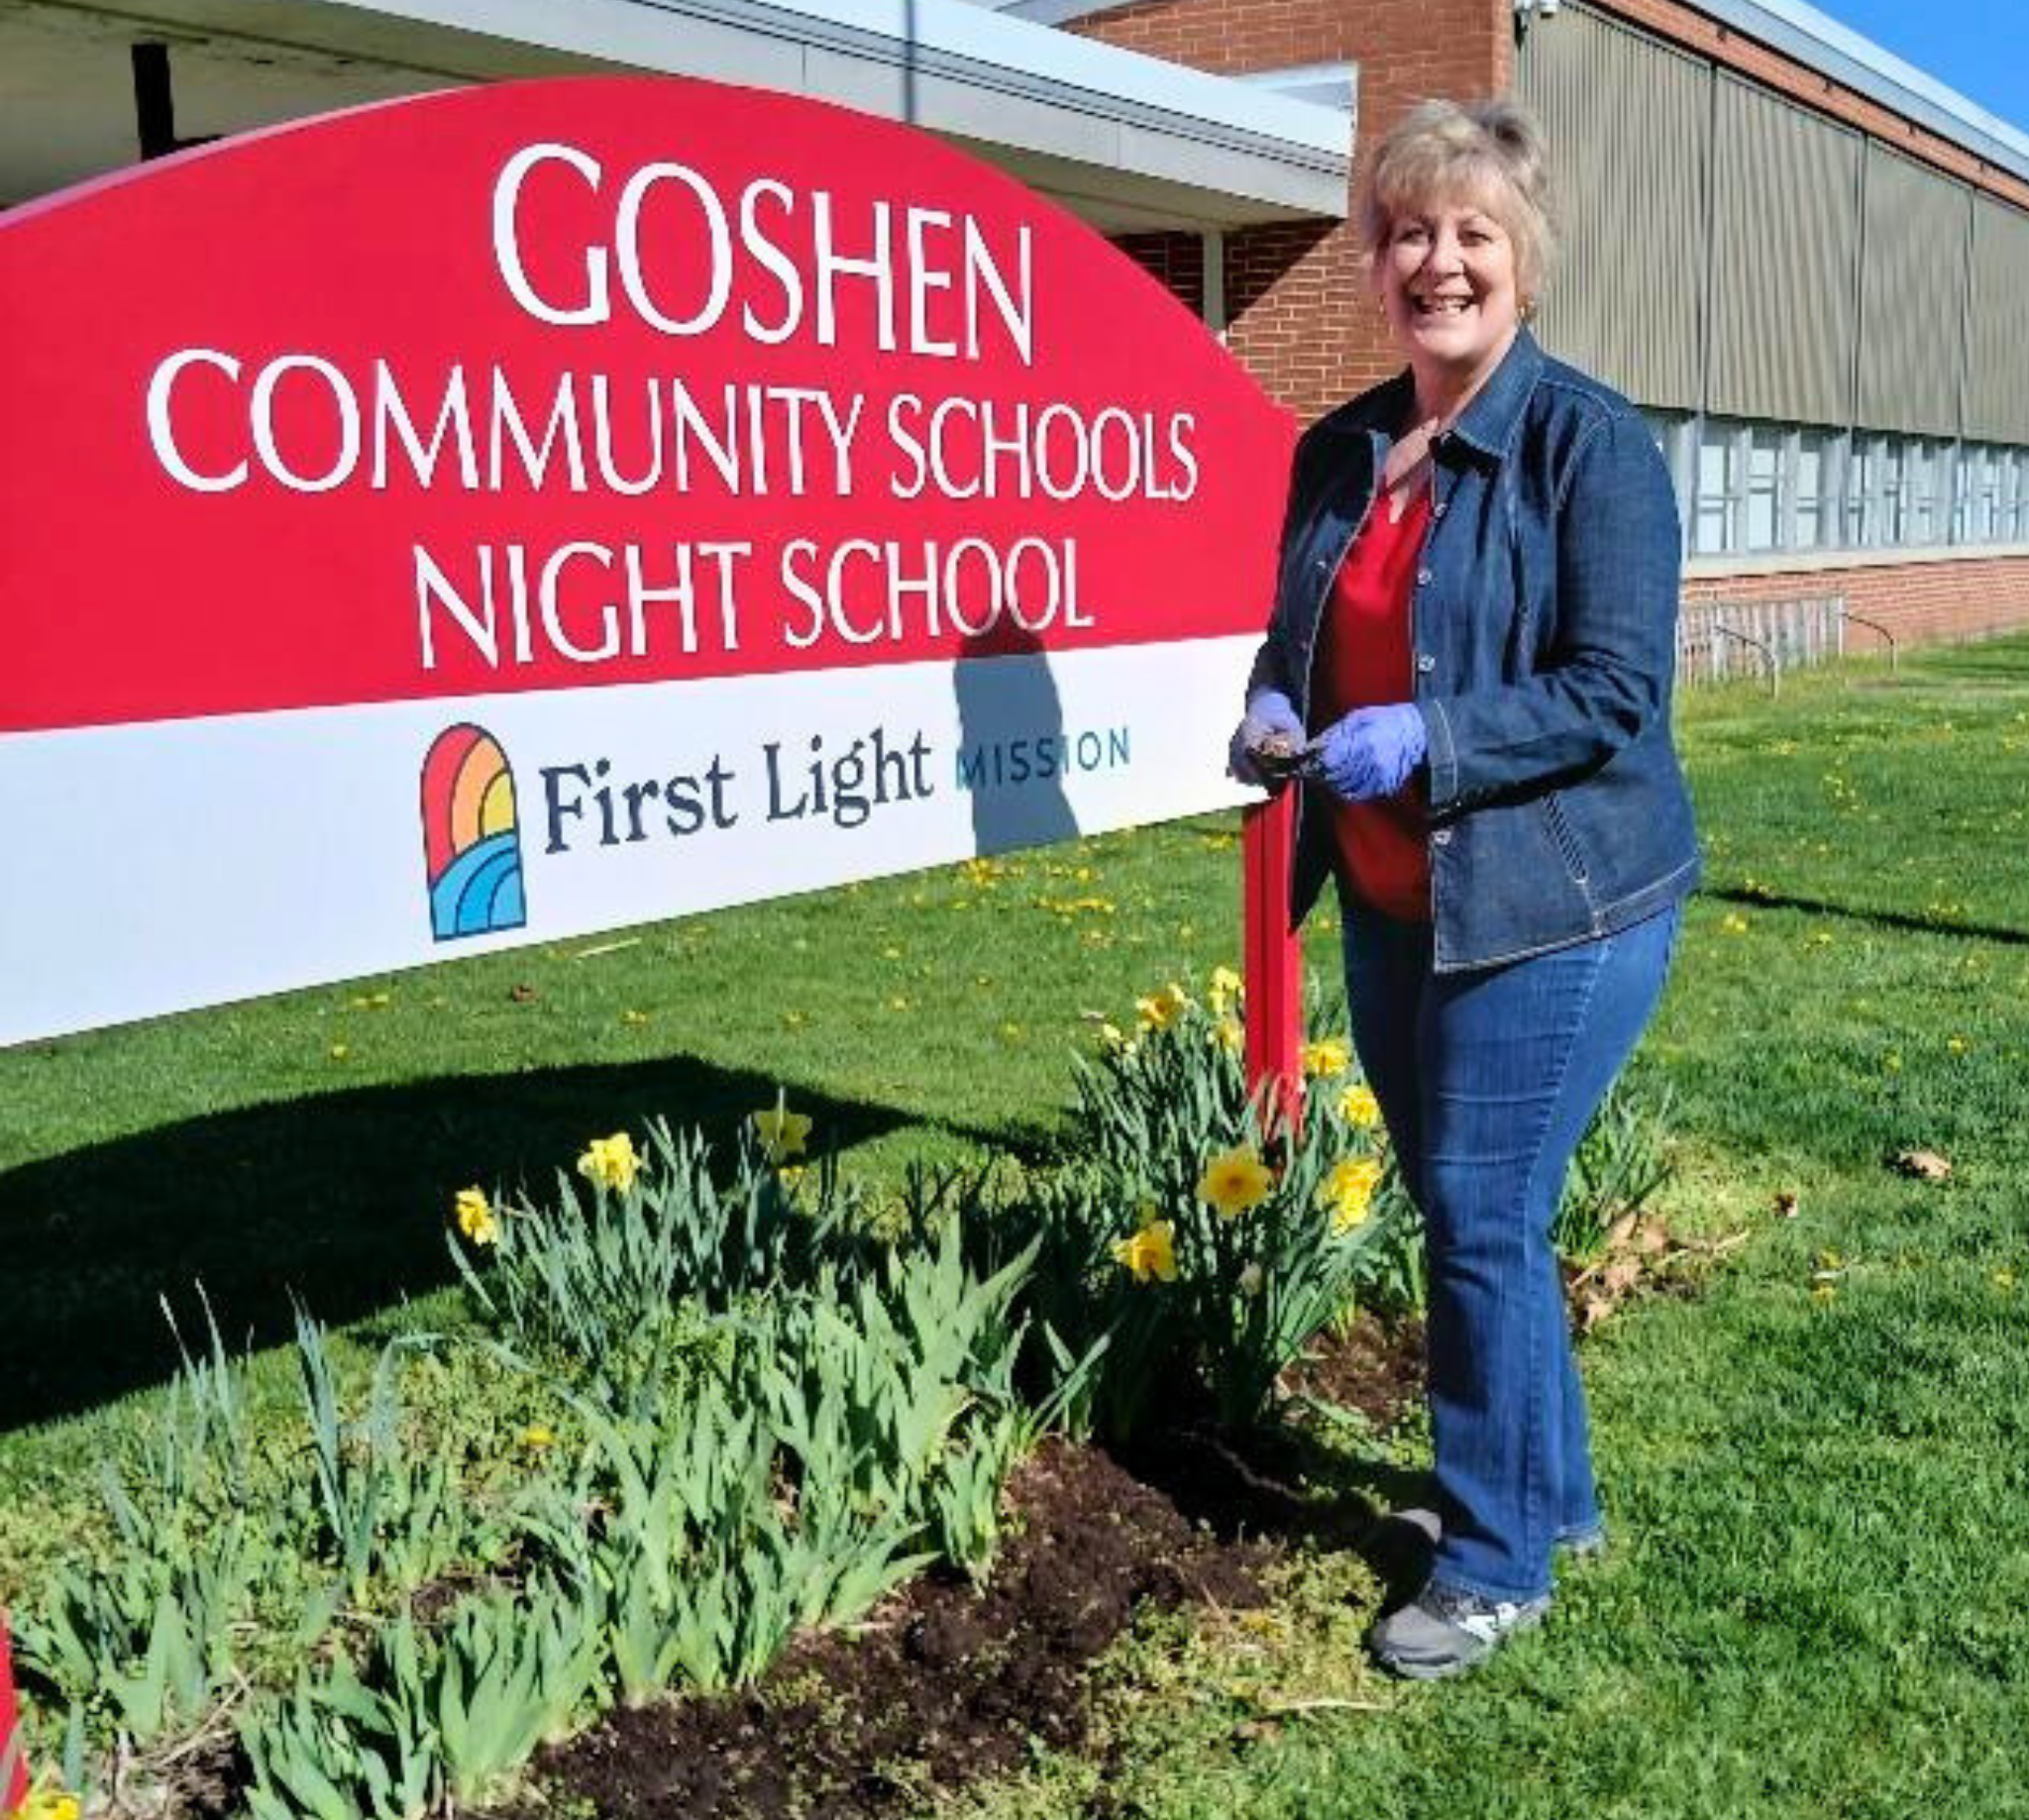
(1416, 653), (1436, 673)
(1432, 829), (1453, 847)
(1417, 568), (1433, 586)
(1433, 500), (1447, 518)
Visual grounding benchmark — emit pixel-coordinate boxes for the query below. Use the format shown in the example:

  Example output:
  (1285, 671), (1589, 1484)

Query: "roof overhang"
(1678, 0), (2029, 189)
(0, 0), (1353, 227)
(998, 0), (2029, 190)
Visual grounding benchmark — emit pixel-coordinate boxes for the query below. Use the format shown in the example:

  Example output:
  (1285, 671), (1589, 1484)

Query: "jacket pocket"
(1542, 791), (1592, 887)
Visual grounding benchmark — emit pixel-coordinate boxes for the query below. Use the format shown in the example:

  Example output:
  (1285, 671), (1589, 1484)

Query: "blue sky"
(1815, 0), (2029, 132)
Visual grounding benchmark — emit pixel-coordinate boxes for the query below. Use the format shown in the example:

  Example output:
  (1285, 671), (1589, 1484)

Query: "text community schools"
(138, 144), (1204, 676)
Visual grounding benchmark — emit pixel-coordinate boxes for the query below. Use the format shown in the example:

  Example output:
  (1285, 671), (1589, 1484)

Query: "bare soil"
(497, 1316), (1425, 1820)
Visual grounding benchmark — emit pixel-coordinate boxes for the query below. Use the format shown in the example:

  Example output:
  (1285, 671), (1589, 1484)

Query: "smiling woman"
(1228, 97), (1701, 1680)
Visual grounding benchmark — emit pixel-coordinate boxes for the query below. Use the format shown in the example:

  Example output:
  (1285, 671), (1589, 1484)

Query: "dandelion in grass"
(577, 1131), (641, 1193)
(1113, 1218), (1178, 1283)
(620, 1009), (650, 1026)
(1994, 1269), (2017, 1292)
(1300, 1036), (1351, 1079)
(1721, 913), (1749, 934)
(19, 1792), (81, 1820)
(750, 1106), (813, 1164)
(328, 1042), (350, 1061)
(1319, 1156), (1383, 1233)
(520, 1424), (555, 1451)
(1338, 1083), (1381, 1128)
(1199, 1144), (1275, 1218)
(453, 1186), (498, 1247)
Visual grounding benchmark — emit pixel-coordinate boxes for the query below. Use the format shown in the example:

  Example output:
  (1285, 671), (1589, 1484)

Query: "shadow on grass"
(0, 1054), (977, 1432)
(1707, 885), (2029, 947)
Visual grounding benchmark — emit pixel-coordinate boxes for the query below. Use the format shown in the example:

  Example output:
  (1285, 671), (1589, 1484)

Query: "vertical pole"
(0, 1610), (29, 1814)
(1241, 793), (1303, 1131)
(132, 44), (178, 161)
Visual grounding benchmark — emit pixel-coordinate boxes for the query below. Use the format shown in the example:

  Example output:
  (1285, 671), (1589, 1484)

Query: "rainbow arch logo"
(421, 724), (528, 941)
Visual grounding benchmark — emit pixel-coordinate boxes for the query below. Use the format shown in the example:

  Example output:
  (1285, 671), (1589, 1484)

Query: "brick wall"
(1073, 0), (1511, 423)
(1684, 557), (2029, 651)
(1107, 230), (1206, 318)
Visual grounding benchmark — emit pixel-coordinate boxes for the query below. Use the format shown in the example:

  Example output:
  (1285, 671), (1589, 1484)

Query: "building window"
(1746, 426), (1783, 551)
(1794, 430), (1834, 550)
(1966, 446), (2000, 543)
(1879, 439), (1909, 547)
(1846, 436), (1877, 547)
(1695, 419), (1743, 555)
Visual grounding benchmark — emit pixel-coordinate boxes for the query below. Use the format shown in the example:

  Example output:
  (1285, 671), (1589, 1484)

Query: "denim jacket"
(1249, 329), (1701, 971)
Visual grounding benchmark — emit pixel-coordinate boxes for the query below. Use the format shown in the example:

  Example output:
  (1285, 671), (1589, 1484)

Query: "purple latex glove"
(1228, 689), (1306, 789)
(1301, 703), (1428, 803)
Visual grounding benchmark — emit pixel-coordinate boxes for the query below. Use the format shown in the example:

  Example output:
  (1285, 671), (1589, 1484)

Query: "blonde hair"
(1358, 98), (1555, 302)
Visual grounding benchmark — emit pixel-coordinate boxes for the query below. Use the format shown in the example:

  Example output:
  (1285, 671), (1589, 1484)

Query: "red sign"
(0, 77), (1292, 737)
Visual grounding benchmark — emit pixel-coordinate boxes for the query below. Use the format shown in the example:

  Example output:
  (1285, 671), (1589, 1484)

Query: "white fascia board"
(301, 0), (1352, 213)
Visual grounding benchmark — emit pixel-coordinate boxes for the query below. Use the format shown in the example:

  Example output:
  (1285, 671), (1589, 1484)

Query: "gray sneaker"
(1367, 1581), (1551, 1679)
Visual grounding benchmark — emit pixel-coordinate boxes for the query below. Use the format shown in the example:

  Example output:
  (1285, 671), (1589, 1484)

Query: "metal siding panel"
(1705, 74), (1861, 425)
(1967, 197), (2029, 443)
(1517, 5), (1705, 408)
(1859, 146), (1970, 437)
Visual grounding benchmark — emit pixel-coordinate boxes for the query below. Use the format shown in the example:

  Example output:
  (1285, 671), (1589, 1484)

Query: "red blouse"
(1315, 488), (1433, 922)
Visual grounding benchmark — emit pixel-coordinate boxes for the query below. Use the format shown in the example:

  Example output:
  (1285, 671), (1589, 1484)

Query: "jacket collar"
(1445, 326), (1543, 463)
(1313, 327), (1544, 465)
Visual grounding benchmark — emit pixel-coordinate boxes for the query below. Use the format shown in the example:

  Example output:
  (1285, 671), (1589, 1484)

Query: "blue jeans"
(1340, 900), (1680, 1602)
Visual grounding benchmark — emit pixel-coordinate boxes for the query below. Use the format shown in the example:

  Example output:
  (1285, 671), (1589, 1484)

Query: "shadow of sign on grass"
(0, 1057), (956, 1431)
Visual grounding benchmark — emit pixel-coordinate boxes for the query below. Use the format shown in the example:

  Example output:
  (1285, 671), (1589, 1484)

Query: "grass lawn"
(5, 637), (2029, 1816)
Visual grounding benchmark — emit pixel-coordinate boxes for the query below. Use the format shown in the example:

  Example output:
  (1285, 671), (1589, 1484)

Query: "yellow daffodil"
(1199, 1144), (1275, 1218)
(1135, 981), (1192, 1032)
(1098, 1019), (1127, 1049)
(750, 1106), (813, 1164)
(454, 1186), (498, 1247)
(1300, 1037), (1351, 1079)
(577, 1131), (641, 1193)
(1318, 1156), (1383, 1233)
(1338, 1084), (1382, 1128)
(1211, 1017), (1243, 1056)
(1112, 1219), (1178, 1283)
(1237, 1262), (1265, 1299)
(1209, 964), (1244, 1017)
